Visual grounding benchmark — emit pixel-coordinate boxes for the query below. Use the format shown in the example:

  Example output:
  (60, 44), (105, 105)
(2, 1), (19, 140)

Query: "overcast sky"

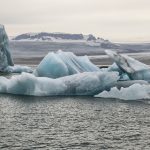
(0, 0), (150, 42)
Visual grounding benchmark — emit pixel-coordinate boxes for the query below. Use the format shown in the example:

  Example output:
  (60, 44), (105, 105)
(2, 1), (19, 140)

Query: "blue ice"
(0, 25), (14, 71)
(0, 72), (119, 96)
(34, 50), (100, 78)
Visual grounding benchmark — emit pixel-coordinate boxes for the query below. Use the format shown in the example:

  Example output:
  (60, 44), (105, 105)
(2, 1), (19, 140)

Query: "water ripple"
(0, 96), (150, 149)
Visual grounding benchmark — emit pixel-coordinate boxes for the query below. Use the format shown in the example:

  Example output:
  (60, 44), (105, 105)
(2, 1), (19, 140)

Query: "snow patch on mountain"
(11, 32), (119, 48)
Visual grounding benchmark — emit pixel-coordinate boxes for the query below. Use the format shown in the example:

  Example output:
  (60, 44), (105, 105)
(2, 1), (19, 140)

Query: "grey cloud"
(1, 0), (150, 42)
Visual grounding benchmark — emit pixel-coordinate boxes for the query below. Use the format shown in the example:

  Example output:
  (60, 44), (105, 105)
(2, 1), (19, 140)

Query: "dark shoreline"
(9, 41), (150, 66)
(13, 53), (150, 67)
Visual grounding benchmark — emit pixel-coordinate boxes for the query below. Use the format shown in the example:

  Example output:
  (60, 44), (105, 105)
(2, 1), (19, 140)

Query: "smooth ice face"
(34, 50), (100, 78)
(105, 50), (150, 81)
(95, 83), (150, 100)
(0, 72), (119, 96)
(0, 25), (14, 71)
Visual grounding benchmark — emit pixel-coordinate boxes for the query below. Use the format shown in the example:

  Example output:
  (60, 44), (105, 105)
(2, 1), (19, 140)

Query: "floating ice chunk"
(0, 25), (14, 71)
(0, 25), (33, 73)
(4, 65), (33, 73)
(105, 50), (150, 81)
(0, 72), (119, 96)
(34, 50), (100, 78)
(95, 83), (150, 100)
(105, 50), (150, 73)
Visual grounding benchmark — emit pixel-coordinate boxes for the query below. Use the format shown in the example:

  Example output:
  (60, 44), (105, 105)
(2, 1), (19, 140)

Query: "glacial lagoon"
(1, 25), (150, 149)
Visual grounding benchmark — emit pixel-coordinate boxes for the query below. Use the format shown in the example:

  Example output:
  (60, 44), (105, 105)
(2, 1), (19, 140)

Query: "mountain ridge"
(12, 32), (119, 48)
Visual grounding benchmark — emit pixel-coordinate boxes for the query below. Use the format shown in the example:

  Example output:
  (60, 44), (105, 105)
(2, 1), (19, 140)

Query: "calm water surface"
(0, 95), (150, 150)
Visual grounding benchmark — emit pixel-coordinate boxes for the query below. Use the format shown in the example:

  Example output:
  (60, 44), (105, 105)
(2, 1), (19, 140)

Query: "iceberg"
(0, 25), (14, 71)
(34, 50), (100, 78)
(105, 50), (150, 81)
(0, 72), (119, 96)
(0, 25), (33, 73)
(1, 24), (150, 99)
(94, 50), (150, 100)
(95, 83), (150, 100)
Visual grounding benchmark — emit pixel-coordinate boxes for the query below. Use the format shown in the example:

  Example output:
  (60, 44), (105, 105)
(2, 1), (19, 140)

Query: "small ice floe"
(95, 83), (150, 100)
(4, 65), (33, 73)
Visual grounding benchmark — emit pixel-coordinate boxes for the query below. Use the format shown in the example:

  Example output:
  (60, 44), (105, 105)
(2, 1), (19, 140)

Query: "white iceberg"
(34, 50), (100, 78)
(105, 50), (150, 81)
(0, 72), (119, 96)
(95, 83), (150, 100)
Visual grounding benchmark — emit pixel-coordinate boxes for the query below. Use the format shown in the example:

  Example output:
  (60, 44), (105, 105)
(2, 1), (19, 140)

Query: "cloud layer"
(1, 0), (150, 42)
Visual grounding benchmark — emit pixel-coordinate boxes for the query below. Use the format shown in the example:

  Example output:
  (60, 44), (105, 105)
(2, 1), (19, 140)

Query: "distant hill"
(12, 32), (119, 48)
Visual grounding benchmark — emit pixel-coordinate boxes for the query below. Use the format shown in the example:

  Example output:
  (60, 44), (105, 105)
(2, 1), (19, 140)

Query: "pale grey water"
(1, 95), (150, 150)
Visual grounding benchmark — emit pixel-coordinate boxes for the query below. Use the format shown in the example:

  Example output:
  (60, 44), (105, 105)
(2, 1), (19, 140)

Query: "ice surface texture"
(0, 25), (14, 71)
(0, 25), (33, 73)
(105, 50), (150, 81)
(34, 50), (100, 78)
(1, 24), (150, 99)
(4, 65), (33, 73)
(95, 83), (150, 100)
(0, 72), (119, 96)
(95, 50), (150, 100)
